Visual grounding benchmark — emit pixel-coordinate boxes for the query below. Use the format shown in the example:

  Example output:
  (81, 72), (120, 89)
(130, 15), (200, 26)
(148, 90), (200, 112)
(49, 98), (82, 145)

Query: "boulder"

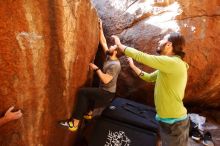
(0, 0), (99, 145)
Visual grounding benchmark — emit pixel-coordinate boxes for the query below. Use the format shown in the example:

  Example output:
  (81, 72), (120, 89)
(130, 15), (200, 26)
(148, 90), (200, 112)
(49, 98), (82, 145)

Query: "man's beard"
(156, 48), (162, 54)
(156, 47), (164, 54)
(156, 44), (166, 54)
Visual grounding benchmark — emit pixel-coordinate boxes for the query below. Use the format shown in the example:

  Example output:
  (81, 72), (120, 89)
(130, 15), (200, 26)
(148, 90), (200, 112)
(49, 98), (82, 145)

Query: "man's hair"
(168, 32), (186, 58)
(106, 50), (113, 56)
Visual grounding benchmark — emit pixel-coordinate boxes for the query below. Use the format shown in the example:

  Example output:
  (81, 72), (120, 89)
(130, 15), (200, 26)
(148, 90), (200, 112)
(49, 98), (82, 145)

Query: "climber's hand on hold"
(89, 63), (99, 71)
(4, 106), (22, 121)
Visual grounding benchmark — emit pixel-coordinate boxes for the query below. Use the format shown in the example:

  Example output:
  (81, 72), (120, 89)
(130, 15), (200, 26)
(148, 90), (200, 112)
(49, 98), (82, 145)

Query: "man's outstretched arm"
(99, 20), (109, 54)
(0, 106), (22, 127)
(112, 35), (175, 73)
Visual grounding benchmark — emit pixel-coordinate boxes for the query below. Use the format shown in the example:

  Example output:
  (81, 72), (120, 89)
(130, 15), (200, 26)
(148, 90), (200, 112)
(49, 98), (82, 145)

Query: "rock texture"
(92, 0), (220, 108)
(0, 0), (99, 146)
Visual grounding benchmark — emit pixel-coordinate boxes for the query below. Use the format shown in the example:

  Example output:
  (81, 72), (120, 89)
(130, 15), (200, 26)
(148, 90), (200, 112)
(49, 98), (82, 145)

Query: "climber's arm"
(89, 63), (113, 84)
(0, 106), (22, 127)
(99, 19), (109, 54)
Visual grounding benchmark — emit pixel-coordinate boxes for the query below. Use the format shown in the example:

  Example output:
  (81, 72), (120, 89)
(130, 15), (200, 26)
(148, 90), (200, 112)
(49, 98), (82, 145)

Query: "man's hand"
(126, 57), (135, 68)
(108, 45), (117, 54)
(111, 35), (127, 52)
(4, 106), (22, 121)
(126, 57), (143, 76)
(111, 35), (121, 47)
(89, 63), (99, 71)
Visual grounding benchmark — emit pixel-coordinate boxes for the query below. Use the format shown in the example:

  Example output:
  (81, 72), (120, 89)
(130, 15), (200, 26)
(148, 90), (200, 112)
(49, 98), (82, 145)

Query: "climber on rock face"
(112, 33), (189, 146)
(59, 19), (121, 132)
(0, 106), (22, 127)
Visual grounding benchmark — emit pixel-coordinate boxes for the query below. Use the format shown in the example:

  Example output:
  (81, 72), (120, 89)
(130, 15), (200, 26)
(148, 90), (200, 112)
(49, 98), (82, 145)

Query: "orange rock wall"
(0, 0), (99, 145)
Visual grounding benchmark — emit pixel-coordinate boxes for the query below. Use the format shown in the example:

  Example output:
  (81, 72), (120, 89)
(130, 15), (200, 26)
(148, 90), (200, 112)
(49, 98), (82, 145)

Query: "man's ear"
(166, 42), (173, 53)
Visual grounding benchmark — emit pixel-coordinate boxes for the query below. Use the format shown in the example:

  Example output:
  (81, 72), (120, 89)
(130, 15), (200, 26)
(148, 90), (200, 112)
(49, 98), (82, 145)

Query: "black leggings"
(71, 87), (115, 120)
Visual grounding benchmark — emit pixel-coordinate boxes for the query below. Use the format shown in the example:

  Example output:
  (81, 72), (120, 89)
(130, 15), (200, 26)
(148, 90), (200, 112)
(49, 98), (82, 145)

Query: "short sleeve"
(106, 64), (120, 77)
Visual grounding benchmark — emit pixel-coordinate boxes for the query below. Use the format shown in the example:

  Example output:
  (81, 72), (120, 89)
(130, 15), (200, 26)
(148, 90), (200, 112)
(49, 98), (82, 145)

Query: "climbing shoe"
(59, 120), (78, 132)
(83, 114), (93, 120)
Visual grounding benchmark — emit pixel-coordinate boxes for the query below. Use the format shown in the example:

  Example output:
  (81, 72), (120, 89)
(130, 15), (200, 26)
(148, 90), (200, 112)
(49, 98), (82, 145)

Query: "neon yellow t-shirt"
(125, 47), (188, 118)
